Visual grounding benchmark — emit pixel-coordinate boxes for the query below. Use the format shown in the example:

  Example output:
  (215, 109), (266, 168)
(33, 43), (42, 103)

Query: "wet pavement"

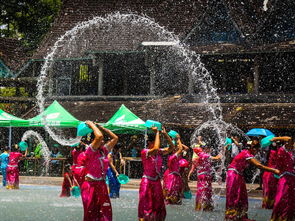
(0, 184), (271, 221)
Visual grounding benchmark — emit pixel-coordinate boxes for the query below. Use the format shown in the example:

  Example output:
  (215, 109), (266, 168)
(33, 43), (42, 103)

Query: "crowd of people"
(0, 121), (294, 221)
(59, 122), (294, 221)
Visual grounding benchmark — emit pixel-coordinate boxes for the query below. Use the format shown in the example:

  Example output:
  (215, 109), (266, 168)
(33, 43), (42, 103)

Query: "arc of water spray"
(36, 12), (223, 146)
(32, 12), (260, 218)
(22, 130), (51, 174)
(36, 13), (177, 146)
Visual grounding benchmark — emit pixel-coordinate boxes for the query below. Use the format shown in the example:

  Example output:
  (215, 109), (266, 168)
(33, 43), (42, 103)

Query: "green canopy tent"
(104, 104), (147, 134)
(28, 100), (81, 127)
(0, 109), (29, 147)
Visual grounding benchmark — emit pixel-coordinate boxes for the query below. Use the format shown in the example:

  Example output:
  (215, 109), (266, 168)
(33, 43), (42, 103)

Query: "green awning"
(28, 100), (81, 127)
(0, 109), (29, 127)
(104, 104), (147, 134)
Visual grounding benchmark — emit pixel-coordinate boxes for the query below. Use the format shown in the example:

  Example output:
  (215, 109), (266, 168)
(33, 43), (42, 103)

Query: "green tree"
(0, 0), (61, 51)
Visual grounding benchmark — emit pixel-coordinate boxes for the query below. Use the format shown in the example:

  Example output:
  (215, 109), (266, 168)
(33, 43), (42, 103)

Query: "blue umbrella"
(246, 128), (275, 137)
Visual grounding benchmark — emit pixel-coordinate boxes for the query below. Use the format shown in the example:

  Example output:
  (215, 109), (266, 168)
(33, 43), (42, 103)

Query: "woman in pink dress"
(81, 121), (118, 221)
(192, 145), (222, 211)
(189, 136), (206, 180)
(262, 144), (278, 209)
(138, 127), (174, 221)
(6, 144), (27, 189)
(225, 138), (279, 220)
(75, 150), (87, 187)
(71, 142), (86, 187)
(270, 137), (295, 221)
(163, 135), (185, 205)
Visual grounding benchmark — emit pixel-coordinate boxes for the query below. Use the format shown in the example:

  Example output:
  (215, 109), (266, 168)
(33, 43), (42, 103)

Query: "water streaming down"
(30, 12), (263, 220)
(21, 130), (51, 174)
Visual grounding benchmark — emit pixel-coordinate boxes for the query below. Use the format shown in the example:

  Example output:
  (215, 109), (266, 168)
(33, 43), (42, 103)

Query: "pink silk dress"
(138, 148), (166, 221)
(72, 149), (85, 186)
(271, 146), (295, 221)
(262, 149), (278, 209)
(6, 152), (22, 189)
(60, 172), (73, 197)
(195, 152), (214, 211)
(225, 149), (254, 220)
(163, 153), (183, 205)
(81, 145), (112, 221)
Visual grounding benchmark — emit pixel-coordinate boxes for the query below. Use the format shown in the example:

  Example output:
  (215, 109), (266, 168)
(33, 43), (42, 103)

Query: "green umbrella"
(0, 109), (29, 127)
(0, 109), (29, 147)
(104, 104), (147, 134)
(28, 100), (81, 127)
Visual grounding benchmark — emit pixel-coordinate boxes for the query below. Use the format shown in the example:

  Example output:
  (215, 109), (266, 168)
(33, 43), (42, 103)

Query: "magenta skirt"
(262, 171), (278, 209)
(81, 180), (112, 221)
(6, 166), (19, 189)
(225, 170), (248, 220)
(195, 173), (214, 211)
(271, 175), (295, 221)
(163, 170), (183, 205)
(138, 177), (166, 221)
(72, 165), (86, 187)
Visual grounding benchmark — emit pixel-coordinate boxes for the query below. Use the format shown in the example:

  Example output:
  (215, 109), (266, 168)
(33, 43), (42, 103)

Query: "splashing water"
(32, 12), (258, 219)
(249, 169), (261, 193)
(36, 12), (227, 146)
(21, 130), (51, 174)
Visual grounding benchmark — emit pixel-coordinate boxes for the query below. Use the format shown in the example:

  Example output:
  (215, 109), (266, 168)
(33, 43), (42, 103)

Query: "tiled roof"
(0, 38), (27, 72)
(33, 0), (295, 59)
(32, 0), (208, 58)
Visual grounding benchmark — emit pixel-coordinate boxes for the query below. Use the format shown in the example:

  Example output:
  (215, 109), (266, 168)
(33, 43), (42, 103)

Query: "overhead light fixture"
(141, 41), (179, 46)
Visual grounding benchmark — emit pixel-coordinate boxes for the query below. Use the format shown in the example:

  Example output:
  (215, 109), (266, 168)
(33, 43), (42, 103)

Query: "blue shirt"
(0, 152), (9, 168)
(51, 152), (62, 164)
(131, 148), (138, 157)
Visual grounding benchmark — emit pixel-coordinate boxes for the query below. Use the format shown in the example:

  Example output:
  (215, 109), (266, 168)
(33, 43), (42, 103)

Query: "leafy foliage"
(0, 0), (62, 50)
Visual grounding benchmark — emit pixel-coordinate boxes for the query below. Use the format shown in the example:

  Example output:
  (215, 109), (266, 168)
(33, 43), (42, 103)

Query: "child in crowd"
(60, 164), (79, 197)
(107, 143), (125, 198)
(0, 146), (10, 187)
(50, 146), (63, 175)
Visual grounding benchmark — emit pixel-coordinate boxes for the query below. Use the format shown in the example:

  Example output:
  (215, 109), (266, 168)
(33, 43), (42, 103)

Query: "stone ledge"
(0, 176), (262, 198)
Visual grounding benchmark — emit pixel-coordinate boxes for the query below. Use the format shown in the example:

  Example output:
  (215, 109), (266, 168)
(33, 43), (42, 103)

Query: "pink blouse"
(197, 152), (212, 176)
(267, 149), (277, 168)
(141, 148), (163, 180)
(8, 152), (22, 166)
(72, 149), (83, 165)
(228, 149), (254, 174)
(84, 145), (109, 180)
(77, 151), (86, 166)
(167, 153), (181, 174)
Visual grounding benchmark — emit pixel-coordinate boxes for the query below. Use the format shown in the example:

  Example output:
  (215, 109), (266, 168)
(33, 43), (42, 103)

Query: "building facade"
(0, 0), (295, 137)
